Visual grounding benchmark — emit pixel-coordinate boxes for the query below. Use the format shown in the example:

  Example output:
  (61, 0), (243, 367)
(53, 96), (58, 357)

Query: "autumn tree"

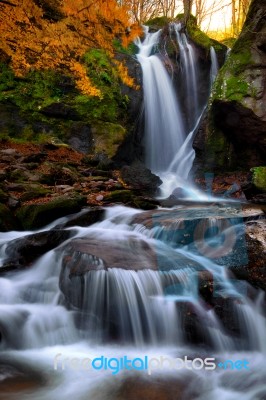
(0, 0), (141, 96)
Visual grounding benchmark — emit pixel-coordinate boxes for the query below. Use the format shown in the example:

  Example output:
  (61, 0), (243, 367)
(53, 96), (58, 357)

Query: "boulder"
(2, 229), (75, 270)
(60, 233), (196, 276)
(15, 196), (87, 230)
(120, 162), (162, 195)
(229, 219), (266, 290)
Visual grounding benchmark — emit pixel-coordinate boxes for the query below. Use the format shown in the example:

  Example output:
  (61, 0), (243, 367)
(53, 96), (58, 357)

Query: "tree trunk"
(232, 0), (237, 36)
(183, 0), (192, 25)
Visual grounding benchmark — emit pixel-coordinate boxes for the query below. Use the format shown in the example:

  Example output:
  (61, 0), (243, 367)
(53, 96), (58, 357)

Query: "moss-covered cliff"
(207, 0), (266, 171)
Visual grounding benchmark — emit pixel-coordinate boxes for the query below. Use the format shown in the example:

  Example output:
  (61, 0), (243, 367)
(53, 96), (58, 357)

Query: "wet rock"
(2, 229), (75, 270)
(16, 196), (87, 230)
(229, 219), (266, 290)
(120, 162), (162, 195)
(54, 207), (105, 229)
(0, 360), (45, 399)
(132, 196), (160, 210)
(0, 203), (21, 232)
(116, 375), (196, 400)
(60, 233), (194, 275)
(61, 235), (158, 274)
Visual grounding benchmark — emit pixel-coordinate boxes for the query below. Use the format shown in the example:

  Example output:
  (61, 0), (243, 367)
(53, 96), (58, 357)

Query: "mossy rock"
(132, 197), (159, 210)
(16, 196), (87, 230)
(251, 167), (266, 192)
(205, 124), (233, 170)
(211, 46), (253, 103)
(175, 14), (197, 25)
(0, 203), (21, 231)
(8, 169), (28, 182)
(175, 14), (224, 52)
(20, 186), (51, 202)
(103, 190), (133, 203)
(91, 122), (126, 158)
(146, 16), (172, 28)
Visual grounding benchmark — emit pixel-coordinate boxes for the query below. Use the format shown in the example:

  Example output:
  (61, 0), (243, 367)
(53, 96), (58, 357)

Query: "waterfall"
(136, 30), (185, 173)
(136, 26), (208, 199)
(210, 46), (219, 85)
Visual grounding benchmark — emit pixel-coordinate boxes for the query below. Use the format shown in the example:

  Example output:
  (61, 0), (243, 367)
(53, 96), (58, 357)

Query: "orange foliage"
(114, 60), (139, 89)
(0, 0), (142, 95)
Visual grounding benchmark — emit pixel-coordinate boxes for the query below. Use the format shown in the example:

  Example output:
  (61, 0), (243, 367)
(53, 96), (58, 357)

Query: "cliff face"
(207, 0), (266, 170)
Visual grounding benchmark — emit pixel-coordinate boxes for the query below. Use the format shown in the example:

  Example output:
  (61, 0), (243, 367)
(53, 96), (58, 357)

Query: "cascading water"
(136, 26), (209, 199)
(173, 23), (200, 127)
(0, 206), (265, 399)
(210, 46), (219, 85)
(135, 30), (185, 173)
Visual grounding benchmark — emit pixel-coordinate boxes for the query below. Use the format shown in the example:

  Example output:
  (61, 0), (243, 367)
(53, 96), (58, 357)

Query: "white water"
(173, 23), (200, 126)
(0, 207), (266, 399)
(210, 46), (219, 85)
(136, 29), (185, 173)
(136, 26), (212, 199)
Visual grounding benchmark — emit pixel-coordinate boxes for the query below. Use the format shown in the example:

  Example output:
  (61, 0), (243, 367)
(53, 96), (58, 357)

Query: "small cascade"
(172, 23), (200, 127)
(0, 207), (265, 399)
(210, 46), (219, 85)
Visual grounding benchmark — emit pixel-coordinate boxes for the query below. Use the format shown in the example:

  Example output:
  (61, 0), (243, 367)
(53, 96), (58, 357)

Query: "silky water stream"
(0, 204), (265, 399)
